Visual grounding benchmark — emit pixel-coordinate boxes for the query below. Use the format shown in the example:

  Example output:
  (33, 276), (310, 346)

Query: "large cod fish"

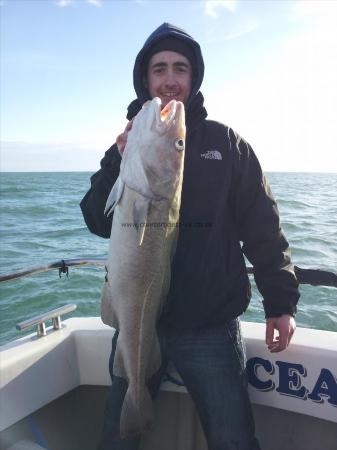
(101, 97), (186, 437)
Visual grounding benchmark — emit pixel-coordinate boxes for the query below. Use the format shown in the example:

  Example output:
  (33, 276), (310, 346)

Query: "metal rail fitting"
(0, 258), (336, 287)
(16, 304), (77, 337)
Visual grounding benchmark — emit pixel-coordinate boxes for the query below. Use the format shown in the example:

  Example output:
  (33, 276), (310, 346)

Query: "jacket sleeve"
(80, 143), (121, 238)
(227, 129), (300, 318)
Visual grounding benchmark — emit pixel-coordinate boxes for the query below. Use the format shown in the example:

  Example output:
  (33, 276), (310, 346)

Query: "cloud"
(55, 0), (74, 6)
(204, 0), (237, 19)
(87, 0), (102, 6)
(55, 0), (102, 7)
(204, 19), (259, 43)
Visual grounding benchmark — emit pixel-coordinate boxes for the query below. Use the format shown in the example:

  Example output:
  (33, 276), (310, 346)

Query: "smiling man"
(81, 23), (299, 450)
(146, 51), (192, 106)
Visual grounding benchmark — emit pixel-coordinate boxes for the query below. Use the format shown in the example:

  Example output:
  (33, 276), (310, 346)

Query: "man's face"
(146, 51), (192, 108)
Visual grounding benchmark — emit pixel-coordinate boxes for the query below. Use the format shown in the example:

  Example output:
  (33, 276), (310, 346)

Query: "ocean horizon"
(0, 171), (336, 345)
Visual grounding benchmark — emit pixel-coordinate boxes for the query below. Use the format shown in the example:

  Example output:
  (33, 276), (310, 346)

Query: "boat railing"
(0, 258), (106, 282)
(0, 258), (336, 287)
(1, 259), (336, 337)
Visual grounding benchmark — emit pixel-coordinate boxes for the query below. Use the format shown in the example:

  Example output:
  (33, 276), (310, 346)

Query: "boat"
(0, 261), (336, 450)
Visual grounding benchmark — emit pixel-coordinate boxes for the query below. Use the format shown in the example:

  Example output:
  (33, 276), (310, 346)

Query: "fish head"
(121, 97), (186, 200)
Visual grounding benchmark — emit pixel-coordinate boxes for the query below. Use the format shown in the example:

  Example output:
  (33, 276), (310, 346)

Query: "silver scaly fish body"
(101, 97), (185, 437)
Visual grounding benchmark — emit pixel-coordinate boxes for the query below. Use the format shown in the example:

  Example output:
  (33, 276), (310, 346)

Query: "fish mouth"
(152, 97), (185, 139)
(160, 99), (177, 123)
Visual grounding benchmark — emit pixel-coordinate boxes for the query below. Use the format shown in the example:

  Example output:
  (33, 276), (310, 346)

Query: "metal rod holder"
(16, 304), (77, 338)
(37, 322), (46, 337)
(52, 316), (62, 330)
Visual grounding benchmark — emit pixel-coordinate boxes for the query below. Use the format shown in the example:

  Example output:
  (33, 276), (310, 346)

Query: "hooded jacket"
(80, 23), (300, 328)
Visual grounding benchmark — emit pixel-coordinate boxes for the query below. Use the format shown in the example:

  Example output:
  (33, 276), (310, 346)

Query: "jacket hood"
(133, 23), (205, 107)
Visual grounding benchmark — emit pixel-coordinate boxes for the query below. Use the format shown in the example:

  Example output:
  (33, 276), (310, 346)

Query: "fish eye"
(175, 139), (185, 152)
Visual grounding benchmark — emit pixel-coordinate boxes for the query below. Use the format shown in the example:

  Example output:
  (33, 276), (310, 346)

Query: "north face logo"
(200, 150), (222, 160)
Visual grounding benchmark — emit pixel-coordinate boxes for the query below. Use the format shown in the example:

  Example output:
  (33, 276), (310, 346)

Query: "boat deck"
(1, 317), (336, 450)
(1, 385), (336, 450)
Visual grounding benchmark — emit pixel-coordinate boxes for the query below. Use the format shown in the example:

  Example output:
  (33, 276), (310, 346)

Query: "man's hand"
(116, 119), (133, 157)
(266, 314), (296, 353)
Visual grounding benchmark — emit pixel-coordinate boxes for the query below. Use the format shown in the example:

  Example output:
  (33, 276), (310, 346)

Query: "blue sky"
(1, 0), (337, 172)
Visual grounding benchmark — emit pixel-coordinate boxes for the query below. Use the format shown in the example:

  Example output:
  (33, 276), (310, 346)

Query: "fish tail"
(119, 384), (154, 438)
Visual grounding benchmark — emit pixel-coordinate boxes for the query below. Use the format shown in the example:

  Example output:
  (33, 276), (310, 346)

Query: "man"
(81, 23), (299, 450)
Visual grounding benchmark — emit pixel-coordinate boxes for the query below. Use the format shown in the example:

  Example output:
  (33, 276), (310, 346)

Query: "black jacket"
(80, 23), (299, 328)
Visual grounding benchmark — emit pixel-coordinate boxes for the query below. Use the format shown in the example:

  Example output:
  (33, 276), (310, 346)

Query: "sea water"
(0, 172), (336, 344)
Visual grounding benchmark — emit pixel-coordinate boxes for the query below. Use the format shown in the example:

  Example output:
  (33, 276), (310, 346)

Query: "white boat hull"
(1, 318), (336, 449)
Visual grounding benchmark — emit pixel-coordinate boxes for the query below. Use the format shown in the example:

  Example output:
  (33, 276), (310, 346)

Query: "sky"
(1, 0), (337, 172)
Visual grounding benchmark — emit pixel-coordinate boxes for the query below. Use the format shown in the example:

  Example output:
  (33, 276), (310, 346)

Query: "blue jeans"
(98, 319), (261, 450)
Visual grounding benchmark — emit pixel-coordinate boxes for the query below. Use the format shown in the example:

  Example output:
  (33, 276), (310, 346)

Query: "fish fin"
(170, 228), (179, 263)
(104, 177), (125, 216)
(100, 275), (119, 329)
(120, 385), (153, 438)
(133, 197), (150, 246)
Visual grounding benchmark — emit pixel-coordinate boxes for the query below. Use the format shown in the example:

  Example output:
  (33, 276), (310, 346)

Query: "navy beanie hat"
(143, 37), (196, 74)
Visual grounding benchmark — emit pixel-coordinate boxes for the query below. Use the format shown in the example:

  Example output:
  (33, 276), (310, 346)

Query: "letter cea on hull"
(243, 322), (336, 423)
(162, 322), (337, 423)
